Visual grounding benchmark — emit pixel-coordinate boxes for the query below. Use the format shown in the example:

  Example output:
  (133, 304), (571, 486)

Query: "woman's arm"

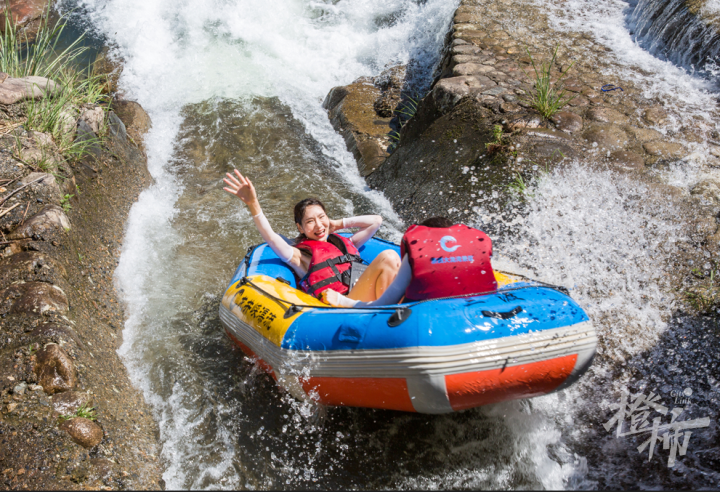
(223, 170), (304, 273)
(323, 255), (411, 307)
(339, 215), (383, 247)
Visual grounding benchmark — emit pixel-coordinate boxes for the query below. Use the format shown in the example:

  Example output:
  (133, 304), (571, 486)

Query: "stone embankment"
(326, 0), (720, 259)
(0, 71), (161, 488)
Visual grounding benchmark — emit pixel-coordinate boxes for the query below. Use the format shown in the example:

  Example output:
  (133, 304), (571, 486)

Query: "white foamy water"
(73, 0), (462, 488)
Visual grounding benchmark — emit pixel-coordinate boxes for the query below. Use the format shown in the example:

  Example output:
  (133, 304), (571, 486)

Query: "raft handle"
(284, 305), (303, 319)
(388, 307), (412, 327)
(482, 306), (523, 319)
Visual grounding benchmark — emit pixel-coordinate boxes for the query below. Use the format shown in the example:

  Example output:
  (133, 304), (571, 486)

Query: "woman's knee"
(378, 250), (401, 270)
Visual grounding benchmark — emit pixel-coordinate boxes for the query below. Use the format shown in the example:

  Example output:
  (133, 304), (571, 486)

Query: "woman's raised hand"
(223, 169), (258, 206)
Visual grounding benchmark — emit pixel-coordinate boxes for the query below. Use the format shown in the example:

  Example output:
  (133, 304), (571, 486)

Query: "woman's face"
(297, 204), (330, 241)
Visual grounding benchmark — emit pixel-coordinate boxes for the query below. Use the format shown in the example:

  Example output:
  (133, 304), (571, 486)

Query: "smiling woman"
(223, 168), (401, 302)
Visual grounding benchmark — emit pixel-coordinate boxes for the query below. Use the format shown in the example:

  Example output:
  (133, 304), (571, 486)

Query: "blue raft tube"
(219, 234), (597, 414)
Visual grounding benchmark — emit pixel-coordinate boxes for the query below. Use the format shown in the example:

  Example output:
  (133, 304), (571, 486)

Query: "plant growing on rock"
(520, 45), (575, 119)
(59, 403), (97, 422)
(60, 193), (74, 212)
(485, 124), (507, 154)
(388, 92), (422, 153)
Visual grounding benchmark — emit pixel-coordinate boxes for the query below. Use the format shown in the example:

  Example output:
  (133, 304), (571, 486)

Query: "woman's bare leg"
(347, 250), (401, 302)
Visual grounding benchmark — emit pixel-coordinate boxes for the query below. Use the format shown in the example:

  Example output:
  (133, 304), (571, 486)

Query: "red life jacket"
(400, 223), (496, 300)
(296, 234), (363, 298)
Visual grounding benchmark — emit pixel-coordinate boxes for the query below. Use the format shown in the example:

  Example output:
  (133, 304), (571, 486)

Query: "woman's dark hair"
(294, 198), (326, 225)
(420, 216), (453, 228)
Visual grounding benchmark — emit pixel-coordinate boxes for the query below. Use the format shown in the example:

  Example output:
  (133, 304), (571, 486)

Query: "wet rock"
(78, 105), (105, 135)
(551, 111), (583, 132)
(8, 204), (70, 240)
(583, 124), (629, 150)
(624, 126), (663, 143)
(432, 75), (496, 114)
(34, 343), (76, 394)
(0, 281), (68, 315)
(51, 390), (92, 416)
(30, 322), (85, 351)
(642, 140), (686, 159)
(0, 0), (49, 31)
(586, 106), (630, 125)
(505, 113), (542, 131)
(323, 79), (391, 176)
(643, 105), (668, 125)
(0, 250), (67, 286)
(0, 76), (58, 105)
(112, 99), (152, 148)
(608, 150), (645, 171)
(59, 417), (103, 448)
(691, 179), (720, 204)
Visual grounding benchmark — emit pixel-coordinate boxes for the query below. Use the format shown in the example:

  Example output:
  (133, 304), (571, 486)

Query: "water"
(69, 0), (720, 488)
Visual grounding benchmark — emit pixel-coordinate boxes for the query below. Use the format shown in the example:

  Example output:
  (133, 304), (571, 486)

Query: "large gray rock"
(19, 172), (62, 202)
(0, 76), (58, 105)
(8, 204), (70, 240)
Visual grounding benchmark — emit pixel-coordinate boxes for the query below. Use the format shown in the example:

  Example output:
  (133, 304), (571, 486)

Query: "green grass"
(388, 93), (422, 153)
(1, 5), (108, 162)
(485, 124), (506, 154)
(0, 5), (87, 79)
(60, 193), (73, 212)
(59, 403), (97, 421)
(521, 44), (575, 119)
(507, 172), (529, 196)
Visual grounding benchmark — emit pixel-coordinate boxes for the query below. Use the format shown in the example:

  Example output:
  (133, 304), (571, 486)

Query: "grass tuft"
(59, 403), (97, 421)
(521, 44), (575, 119)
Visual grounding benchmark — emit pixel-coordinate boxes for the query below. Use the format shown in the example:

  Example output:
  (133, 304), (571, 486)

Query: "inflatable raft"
(219, 235), (597, 414)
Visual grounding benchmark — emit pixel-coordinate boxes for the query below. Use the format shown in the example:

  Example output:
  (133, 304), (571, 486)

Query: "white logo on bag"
(440, 236), (461, 253)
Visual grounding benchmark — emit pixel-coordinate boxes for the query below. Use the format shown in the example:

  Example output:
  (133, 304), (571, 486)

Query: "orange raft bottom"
(226, 329), (577, 412)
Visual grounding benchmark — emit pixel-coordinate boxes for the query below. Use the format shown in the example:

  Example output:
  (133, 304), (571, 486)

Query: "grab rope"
(236, 244), (572, 324)
(601, 84), (624, 92)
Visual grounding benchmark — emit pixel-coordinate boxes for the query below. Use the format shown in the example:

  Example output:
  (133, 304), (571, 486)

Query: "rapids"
(66, 0), (720, 488)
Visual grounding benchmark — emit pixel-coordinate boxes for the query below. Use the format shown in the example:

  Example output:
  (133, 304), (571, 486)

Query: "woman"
(323, 217), (497, 307)
(223, 169), (401, 303)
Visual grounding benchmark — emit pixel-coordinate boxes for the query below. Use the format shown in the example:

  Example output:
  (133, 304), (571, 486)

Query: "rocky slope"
(0, 75), (161, 488)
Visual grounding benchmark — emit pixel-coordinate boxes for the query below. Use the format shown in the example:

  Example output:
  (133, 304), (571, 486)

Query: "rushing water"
(66, 0), (720, 488)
